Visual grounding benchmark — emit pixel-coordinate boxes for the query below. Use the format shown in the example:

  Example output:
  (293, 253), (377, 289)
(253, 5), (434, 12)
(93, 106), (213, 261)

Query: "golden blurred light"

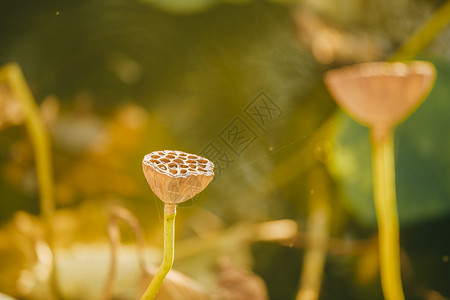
(106, 52), (143, 85)
(16, 270), (34, 295)
(0, 84), (24, 129)
(35, 241), (52, 266)
(256, 219), (298, 242)
(0, 292), (17, 300)
(294, 10), (381, 64)
(40, 96), (60, 126)
(117, 104), (148, 130)
(296, 288), (318, 300)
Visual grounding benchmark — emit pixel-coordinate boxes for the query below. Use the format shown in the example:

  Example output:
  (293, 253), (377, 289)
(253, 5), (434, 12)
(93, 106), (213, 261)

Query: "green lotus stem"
(0, 63), (55, 218)
(0, 63), (58, 296)
(371, 130), (405, 300)
(140, 209), (176, 300)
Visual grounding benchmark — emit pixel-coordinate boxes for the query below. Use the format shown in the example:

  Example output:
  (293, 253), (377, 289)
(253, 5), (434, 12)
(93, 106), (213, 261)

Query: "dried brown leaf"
(217, 258), (268, 300)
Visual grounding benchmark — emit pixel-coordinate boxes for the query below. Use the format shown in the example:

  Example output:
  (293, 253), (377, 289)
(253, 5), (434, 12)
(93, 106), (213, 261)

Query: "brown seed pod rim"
(143, 150), (214, 178)
(325, 61), (435, 82)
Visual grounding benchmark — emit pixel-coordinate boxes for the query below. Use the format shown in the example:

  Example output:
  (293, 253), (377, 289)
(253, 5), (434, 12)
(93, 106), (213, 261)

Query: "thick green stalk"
(140, 209), (176, 300)
(371, 130), (405, 300)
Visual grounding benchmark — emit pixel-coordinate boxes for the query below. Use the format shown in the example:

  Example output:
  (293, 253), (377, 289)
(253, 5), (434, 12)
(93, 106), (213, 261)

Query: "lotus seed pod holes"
(143, 150), (214, 178)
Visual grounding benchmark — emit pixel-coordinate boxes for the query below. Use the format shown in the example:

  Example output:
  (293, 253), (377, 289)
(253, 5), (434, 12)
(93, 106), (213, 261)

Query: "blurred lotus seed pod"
(324, 61), (436, 140)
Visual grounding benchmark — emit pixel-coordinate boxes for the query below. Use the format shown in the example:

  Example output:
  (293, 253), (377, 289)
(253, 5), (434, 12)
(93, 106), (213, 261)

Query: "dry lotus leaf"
(217, 258), (269, 300)
(324, 61), (436, 138)
(142, 150), (214, 206)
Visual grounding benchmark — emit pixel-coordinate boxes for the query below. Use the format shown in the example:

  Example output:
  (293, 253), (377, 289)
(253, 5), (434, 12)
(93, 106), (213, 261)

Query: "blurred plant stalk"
(104, 207), (149, 300)
(370, 130), (404, 300)
(296, 166), (331, 300)
(390, 0), (450, 61)
(0, 63), (58, 298)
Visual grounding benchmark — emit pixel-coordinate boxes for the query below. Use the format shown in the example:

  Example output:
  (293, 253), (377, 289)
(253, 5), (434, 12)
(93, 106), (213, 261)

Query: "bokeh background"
(0, 0), (449, 299)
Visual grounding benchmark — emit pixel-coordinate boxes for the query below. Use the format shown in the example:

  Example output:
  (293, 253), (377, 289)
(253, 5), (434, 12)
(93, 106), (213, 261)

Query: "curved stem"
(140, 206), (176, 300)
(0, 63), (55, 219)
(104, 207), (149, 300)
(371, 130), (405, 300)
(0, 63), (58, 298)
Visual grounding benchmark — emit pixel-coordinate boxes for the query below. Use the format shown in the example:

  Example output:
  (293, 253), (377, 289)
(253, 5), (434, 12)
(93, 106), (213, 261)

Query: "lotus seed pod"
(142, 150), (214, 211)
(324, 61), (436, 140)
